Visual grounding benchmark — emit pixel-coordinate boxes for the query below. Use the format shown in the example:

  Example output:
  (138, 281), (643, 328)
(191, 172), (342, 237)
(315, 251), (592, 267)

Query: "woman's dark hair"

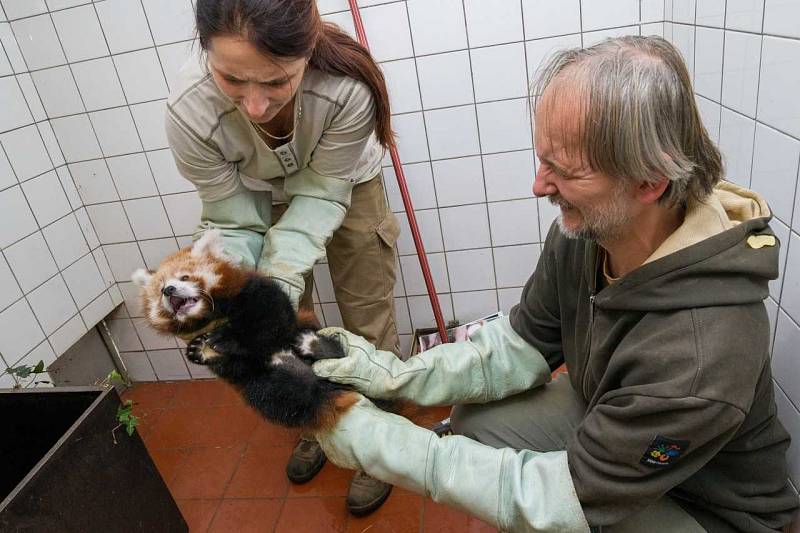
(196, 0), (394, 149)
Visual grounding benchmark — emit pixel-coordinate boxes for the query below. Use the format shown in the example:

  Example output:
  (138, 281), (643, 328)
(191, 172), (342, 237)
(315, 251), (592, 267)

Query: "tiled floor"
(121, 379), (497, 532)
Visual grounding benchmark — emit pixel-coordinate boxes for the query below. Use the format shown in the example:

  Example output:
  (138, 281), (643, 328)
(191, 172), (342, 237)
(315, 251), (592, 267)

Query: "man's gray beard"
(553, 199), (631, 243)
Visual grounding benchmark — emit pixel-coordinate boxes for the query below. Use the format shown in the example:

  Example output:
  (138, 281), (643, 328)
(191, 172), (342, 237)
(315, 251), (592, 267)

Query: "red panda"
(131, 230), (359, 431)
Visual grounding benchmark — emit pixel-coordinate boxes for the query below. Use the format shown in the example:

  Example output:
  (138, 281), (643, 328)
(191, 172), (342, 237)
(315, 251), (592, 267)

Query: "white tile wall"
(406, 0), (467, 56)
(10, 15), (65, 70)
(89, 107), (142, 157)
(424, 105), (480, 159)
(431, 156), (485, 207)
(30, 66), (84, 118)
(725, 0), (765, 33)
(361, 2), (413, 62)
(1, 1), (796, 466)
(719, 107), (756, 186)
(464, 0), (524, 47)
(94, 0), (153, 55)
(750, 124), (800, 225)
(416, 51), (473, 109)
(0, 186), (39, 248)
(383, 162), (437, 211)
(50, 114), (102, 162)
(694, 27), (724, 101)
(71, 58), (127, 112)
(696, 0), (726, 26)
(0, 76), (32, 131)
(522, 0), (581, 40)
(51, 4), (108, 63)
(757, 36), (800, 139)
(470, 43), (528, 102)
(1, 125), (52, 181)
(21, 170), (70, 226)
(721, 30), (762, 118)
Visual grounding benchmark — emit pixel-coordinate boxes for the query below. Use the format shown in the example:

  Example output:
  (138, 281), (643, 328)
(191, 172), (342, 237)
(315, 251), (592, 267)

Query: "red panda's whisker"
(198, 289), (215, 311)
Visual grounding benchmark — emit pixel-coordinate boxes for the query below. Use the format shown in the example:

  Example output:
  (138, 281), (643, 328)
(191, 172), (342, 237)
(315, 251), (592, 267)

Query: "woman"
(165, 0), (401, 516)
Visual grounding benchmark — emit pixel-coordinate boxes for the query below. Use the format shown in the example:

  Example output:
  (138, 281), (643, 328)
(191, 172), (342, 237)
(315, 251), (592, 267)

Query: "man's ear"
(131, 268), (153, 287)
(191, 229), (225, 258)
(636, 176), (670, 205)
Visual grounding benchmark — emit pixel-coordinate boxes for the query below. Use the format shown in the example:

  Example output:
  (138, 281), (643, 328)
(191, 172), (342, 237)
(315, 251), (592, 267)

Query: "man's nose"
(532, 166), (557, 197)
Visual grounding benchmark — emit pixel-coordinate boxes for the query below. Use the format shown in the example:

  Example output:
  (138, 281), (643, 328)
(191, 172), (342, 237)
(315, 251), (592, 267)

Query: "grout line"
(774, 156), (800, 325)
(460, 0), (500, 314)
(402, 0), (454, 326)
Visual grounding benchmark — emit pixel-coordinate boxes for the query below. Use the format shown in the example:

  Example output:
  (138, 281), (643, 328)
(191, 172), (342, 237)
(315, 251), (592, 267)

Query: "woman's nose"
(242, 85), (269, 119)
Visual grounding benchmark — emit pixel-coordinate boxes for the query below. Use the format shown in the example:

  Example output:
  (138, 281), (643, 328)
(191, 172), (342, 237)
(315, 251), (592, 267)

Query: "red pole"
(346, 0), (449, 344)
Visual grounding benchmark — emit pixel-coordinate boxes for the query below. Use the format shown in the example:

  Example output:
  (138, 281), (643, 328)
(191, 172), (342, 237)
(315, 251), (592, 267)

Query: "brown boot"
(346, 471), (392, 516)
(285, 438), (326, 484)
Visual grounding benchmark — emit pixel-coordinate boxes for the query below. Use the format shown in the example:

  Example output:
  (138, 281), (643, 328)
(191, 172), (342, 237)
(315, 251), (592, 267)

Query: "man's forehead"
(534, 80), (591, 171)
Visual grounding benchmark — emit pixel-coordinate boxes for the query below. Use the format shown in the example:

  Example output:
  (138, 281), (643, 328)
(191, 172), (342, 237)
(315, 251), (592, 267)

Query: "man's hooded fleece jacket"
(510, 182), (799, 532)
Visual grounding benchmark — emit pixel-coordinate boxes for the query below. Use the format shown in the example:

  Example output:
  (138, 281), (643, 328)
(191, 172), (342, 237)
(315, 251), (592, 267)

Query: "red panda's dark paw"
(185, 335), (208, 364)
(205, 325), (247, 357)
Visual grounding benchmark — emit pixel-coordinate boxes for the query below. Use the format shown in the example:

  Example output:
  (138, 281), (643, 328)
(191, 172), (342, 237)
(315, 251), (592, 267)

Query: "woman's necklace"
(251, 98), (303, 141)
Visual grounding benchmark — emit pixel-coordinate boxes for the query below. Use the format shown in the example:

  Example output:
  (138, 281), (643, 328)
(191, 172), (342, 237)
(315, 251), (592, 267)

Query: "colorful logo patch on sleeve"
(639, 435), (690, 468)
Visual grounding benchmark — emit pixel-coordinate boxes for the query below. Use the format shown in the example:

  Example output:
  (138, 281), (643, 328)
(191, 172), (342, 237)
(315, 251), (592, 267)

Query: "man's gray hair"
(531, 35), (723, 207)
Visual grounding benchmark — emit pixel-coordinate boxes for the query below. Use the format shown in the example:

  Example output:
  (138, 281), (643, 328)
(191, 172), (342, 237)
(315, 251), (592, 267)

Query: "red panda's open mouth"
(169, 296), (199, 315)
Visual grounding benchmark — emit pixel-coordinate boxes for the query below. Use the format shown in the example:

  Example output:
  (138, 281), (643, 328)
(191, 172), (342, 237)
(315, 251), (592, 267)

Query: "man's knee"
(449, 403), (481, 440)
(449, 403), (507, 449)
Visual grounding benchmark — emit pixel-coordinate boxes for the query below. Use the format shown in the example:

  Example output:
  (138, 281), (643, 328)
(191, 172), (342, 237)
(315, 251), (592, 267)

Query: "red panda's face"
(131, 230), (237, 335)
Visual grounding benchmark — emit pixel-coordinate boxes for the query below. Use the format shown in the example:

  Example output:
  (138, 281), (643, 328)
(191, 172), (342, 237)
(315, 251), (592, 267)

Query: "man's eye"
(224, 77), (244, 85)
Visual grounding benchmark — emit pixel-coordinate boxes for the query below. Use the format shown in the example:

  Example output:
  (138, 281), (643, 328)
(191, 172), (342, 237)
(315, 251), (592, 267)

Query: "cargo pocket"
(375, 211), (400, 297)
(376, 211), (401, 248)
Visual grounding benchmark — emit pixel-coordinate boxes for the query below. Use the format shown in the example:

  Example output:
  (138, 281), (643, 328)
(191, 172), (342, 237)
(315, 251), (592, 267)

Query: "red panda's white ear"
(131, 268), (153, 287)
(192, 229), (225, 258)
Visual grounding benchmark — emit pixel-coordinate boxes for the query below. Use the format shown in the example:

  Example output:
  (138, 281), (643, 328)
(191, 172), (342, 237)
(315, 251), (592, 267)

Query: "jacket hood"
(591, 181), (779, 311)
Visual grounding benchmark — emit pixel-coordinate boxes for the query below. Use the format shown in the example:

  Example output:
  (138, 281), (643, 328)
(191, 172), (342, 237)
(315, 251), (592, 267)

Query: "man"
(310, 36), (800, 532)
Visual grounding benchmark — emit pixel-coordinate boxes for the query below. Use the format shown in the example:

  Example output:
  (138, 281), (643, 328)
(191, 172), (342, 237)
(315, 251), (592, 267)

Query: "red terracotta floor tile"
(135, 381), (484, 532)
(249, 419), (303, 447)
(345, 493), (424, 533)
(143, 406), (209, 449)
(192, 405), (261, 448)
(121, 381), (177, 410)
(208, 499), (283, 533)
(224, 445), (293, 499)
(171, 379), (235, 409)
(150, 448), (189, 488)
(176, 499), (221, 532)
(275, 497), (349, 532)
(422, 499), (497, 532)
(131, 406), (165, 440)
(286, 462), (352, 498)
(170, 444), (245, 499)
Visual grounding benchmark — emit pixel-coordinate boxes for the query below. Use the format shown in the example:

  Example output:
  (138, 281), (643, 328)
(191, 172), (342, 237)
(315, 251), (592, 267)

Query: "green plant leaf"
(125, 415), (139, 436)
(107, 370), (124, 383)
(32, 360), (45, 373)
(7, 365), (33, 378)
(115, 400), (138, 437)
